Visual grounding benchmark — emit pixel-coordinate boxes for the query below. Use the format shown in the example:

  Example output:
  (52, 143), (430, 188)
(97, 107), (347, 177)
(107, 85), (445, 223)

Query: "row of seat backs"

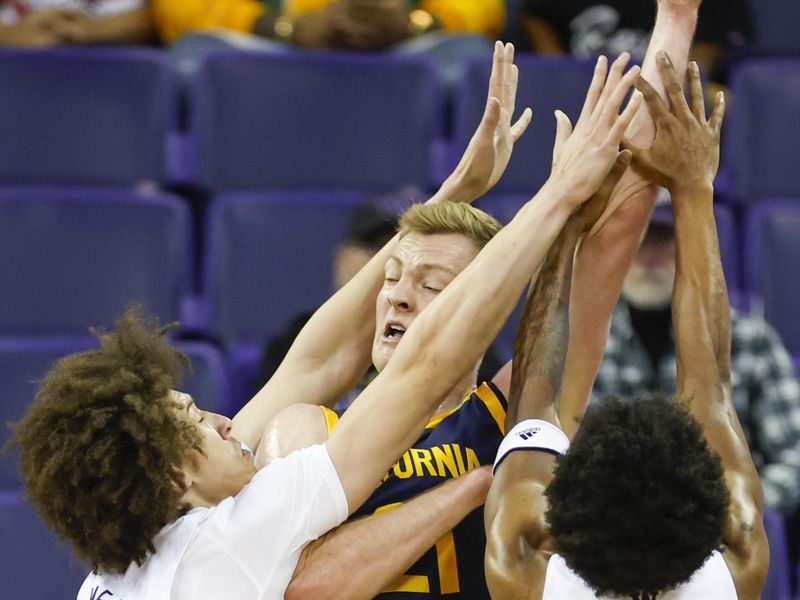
(3, 190), (798, 350)
(1, 47), (799, 202)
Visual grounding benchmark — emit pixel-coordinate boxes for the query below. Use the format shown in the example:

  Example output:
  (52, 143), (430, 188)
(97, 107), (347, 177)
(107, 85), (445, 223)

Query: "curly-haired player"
(484, 55), (769, 599)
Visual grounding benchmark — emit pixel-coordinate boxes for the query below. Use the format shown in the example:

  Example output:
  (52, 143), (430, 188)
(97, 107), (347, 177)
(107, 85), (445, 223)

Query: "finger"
(599, 150), (633, 195)
(657, 51), (690, 122)
(687, 61), (706, 123)
(591, 52), (631, 122)
(598, 64), (641, 128)
(708, 91), (726, 134)
(477, 97), (502, 138)
(634, 75), (672, 125)
(486, 41), (505, 105)
(578, 55), (608, 123)
(620, 135), (646, 157)
(510, 107), (533, 141)
(606, 87), (643, 145)
(504, 62), (519, 126)
(552, 110), (573, 159)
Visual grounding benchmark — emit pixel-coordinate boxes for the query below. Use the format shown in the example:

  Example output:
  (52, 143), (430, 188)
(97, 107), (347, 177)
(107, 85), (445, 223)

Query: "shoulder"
(255, 404), (330, 469)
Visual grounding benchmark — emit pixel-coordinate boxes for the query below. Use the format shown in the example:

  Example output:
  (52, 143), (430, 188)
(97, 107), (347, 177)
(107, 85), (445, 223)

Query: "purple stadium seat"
(174, 340), (230, 416)
(0, 188), (193, 336)
(451, 55), (596, 194)
(763, 507), (793, 600)
(0, 47), (178, 187)
(743, 199), (800, 355)
(0, 337), (229, 488)
(748, 0), (800, 55)
(724, 60), (800, 203)
(0, 491), (87, 599)
(0, 337), (96, 488)
(204, 191), (373, 410)
(203, 191), (365, 347)
(191, 50), (444, 192)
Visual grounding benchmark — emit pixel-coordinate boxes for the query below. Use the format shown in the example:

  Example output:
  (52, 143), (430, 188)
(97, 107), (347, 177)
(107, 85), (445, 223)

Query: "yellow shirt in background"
(154, 0), (504, 44)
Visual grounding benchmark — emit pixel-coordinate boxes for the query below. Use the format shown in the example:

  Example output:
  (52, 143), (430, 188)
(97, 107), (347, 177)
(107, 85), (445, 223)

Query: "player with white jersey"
(484, 53), (769, 600)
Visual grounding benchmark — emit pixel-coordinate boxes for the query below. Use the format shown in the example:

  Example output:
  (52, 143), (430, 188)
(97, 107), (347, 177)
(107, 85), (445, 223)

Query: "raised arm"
(328, 56), (642, 513)
(286, 466), (491, 600)
(484, 155), (630, 600)
(559, 0), (700, 437)
(628, 56), (768, 600)
(232, 41), (531, 450)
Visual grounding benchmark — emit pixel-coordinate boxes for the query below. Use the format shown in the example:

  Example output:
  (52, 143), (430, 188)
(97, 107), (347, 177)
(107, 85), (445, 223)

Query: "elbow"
(285, 575), (332, 600)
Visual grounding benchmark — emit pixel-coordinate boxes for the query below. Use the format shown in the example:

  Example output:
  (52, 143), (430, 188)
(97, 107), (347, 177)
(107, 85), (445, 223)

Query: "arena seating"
(724, 59), (800, 204)
(191, 50), (444, 192)
(0, 189), (193, 336)
(452, 55), (596, 194)
(1, 27), (799, 596)
(743, 199), (800, 356)
(0, 47), (179, 188)
(0, 491), (87, 599)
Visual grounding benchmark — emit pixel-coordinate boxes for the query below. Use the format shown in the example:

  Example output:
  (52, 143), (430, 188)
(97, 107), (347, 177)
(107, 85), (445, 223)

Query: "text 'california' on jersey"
(323, 381), (507, 599)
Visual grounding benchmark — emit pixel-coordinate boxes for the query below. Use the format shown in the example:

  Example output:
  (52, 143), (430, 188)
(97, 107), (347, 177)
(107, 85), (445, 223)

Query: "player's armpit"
(253, 404), (330, 469)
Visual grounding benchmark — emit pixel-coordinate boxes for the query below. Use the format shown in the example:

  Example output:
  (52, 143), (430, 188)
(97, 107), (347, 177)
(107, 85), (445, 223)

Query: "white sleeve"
(174, 444), (348, 600)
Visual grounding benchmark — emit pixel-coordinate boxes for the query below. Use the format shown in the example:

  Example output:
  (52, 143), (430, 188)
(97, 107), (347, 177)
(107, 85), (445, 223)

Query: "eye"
(384, 276), (399, 284)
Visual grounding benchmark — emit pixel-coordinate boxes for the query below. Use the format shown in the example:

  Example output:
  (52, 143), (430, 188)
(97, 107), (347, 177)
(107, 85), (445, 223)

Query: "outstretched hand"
(439, 41), (533, 203)
(624, 52), (725, 195)
(546, 53), (642, 209)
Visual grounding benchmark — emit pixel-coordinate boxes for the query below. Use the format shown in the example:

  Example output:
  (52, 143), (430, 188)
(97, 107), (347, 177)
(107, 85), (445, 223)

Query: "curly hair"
(545, 395), (730, 599)
(12, 307), (203, 574)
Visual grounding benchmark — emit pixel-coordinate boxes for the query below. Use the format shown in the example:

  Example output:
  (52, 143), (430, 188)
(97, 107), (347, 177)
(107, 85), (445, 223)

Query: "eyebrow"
(387, 256), (459, 277)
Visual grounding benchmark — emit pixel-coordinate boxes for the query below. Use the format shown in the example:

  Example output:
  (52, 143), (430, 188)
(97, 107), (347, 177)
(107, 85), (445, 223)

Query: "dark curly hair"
(11, 307), (203, 574)
(545, 395), (730, 599)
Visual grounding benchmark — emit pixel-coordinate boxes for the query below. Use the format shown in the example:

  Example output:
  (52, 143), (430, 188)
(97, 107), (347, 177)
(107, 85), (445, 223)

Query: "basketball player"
(241, 2), (704, 598)
(13, 40), (639, 600)
(484, 55), (769, 600)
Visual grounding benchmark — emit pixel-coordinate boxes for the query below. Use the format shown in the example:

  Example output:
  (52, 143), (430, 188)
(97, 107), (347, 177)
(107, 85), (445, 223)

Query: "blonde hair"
(398, 203), (502, 249)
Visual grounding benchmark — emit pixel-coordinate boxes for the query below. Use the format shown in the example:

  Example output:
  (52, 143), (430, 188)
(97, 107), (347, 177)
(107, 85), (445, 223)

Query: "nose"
(203, 410), (232, 440)
(386, 276), (416, 312)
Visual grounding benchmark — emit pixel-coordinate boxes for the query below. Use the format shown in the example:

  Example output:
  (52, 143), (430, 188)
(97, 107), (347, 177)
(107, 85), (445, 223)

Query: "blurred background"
(1, 0), (799, 597)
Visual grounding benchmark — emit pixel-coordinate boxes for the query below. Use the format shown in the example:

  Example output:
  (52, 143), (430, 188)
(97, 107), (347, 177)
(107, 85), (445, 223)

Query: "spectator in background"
(0, 0), (153, 46)
(154, 0), (503, 49)
(519, 0), (751, 82)
(592, 197), (800, 517)
(256, 190), (505, 408)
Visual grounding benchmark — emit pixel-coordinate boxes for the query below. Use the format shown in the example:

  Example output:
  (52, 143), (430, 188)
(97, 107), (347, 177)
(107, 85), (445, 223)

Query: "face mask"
(622, 263), (675, 310)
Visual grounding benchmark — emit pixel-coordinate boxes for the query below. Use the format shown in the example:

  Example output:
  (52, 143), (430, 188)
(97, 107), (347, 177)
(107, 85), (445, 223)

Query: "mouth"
(381, 321), (407, 345)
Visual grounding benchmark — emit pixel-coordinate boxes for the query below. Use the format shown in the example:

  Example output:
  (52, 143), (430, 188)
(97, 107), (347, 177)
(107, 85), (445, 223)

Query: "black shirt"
(522, 0), (752, 59)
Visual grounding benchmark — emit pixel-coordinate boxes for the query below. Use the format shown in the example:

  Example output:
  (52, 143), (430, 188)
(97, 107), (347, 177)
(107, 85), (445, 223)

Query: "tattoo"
(741, 522), (753, 532)
(507, 230), (576, 425)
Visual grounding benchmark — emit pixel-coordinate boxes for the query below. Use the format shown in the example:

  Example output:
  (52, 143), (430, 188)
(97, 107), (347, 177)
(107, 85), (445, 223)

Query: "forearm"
(507, 223), (579, 428)
(84, 7), (153, 43)
(559, 2), (699, 434)
(559, 191), (653, 436)
(287, 468), (490, 600)
(672, 183), (730, 384)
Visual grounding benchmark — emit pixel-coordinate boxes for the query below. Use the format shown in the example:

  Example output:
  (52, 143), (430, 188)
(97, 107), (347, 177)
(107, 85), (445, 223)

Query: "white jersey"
(543, 550), (737, 599)
(0, 0), (142, 24)
(76, 443), (348, 600)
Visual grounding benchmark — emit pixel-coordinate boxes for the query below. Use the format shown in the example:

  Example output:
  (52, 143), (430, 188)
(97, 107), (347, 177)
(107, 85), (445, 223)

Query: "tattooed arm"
(483, 155), (630, 599)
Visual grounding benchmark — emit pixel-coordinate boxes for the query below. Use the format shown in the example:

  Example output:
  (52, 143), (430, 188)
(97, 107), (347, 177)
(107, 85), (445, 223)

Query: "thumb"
(552, 110), (573, 158)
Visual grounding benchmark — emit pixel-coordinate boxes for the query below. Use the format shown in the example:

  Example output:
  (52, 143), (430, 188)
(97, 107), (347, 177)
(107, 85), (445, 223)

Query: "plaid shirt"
(593, 303), (800, 515)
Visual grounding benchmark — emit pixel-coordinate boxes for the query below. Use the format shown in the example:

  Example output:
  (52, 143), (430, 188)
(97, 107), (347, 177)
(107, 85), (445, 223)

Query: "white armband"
(493, 419), (570, 475)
